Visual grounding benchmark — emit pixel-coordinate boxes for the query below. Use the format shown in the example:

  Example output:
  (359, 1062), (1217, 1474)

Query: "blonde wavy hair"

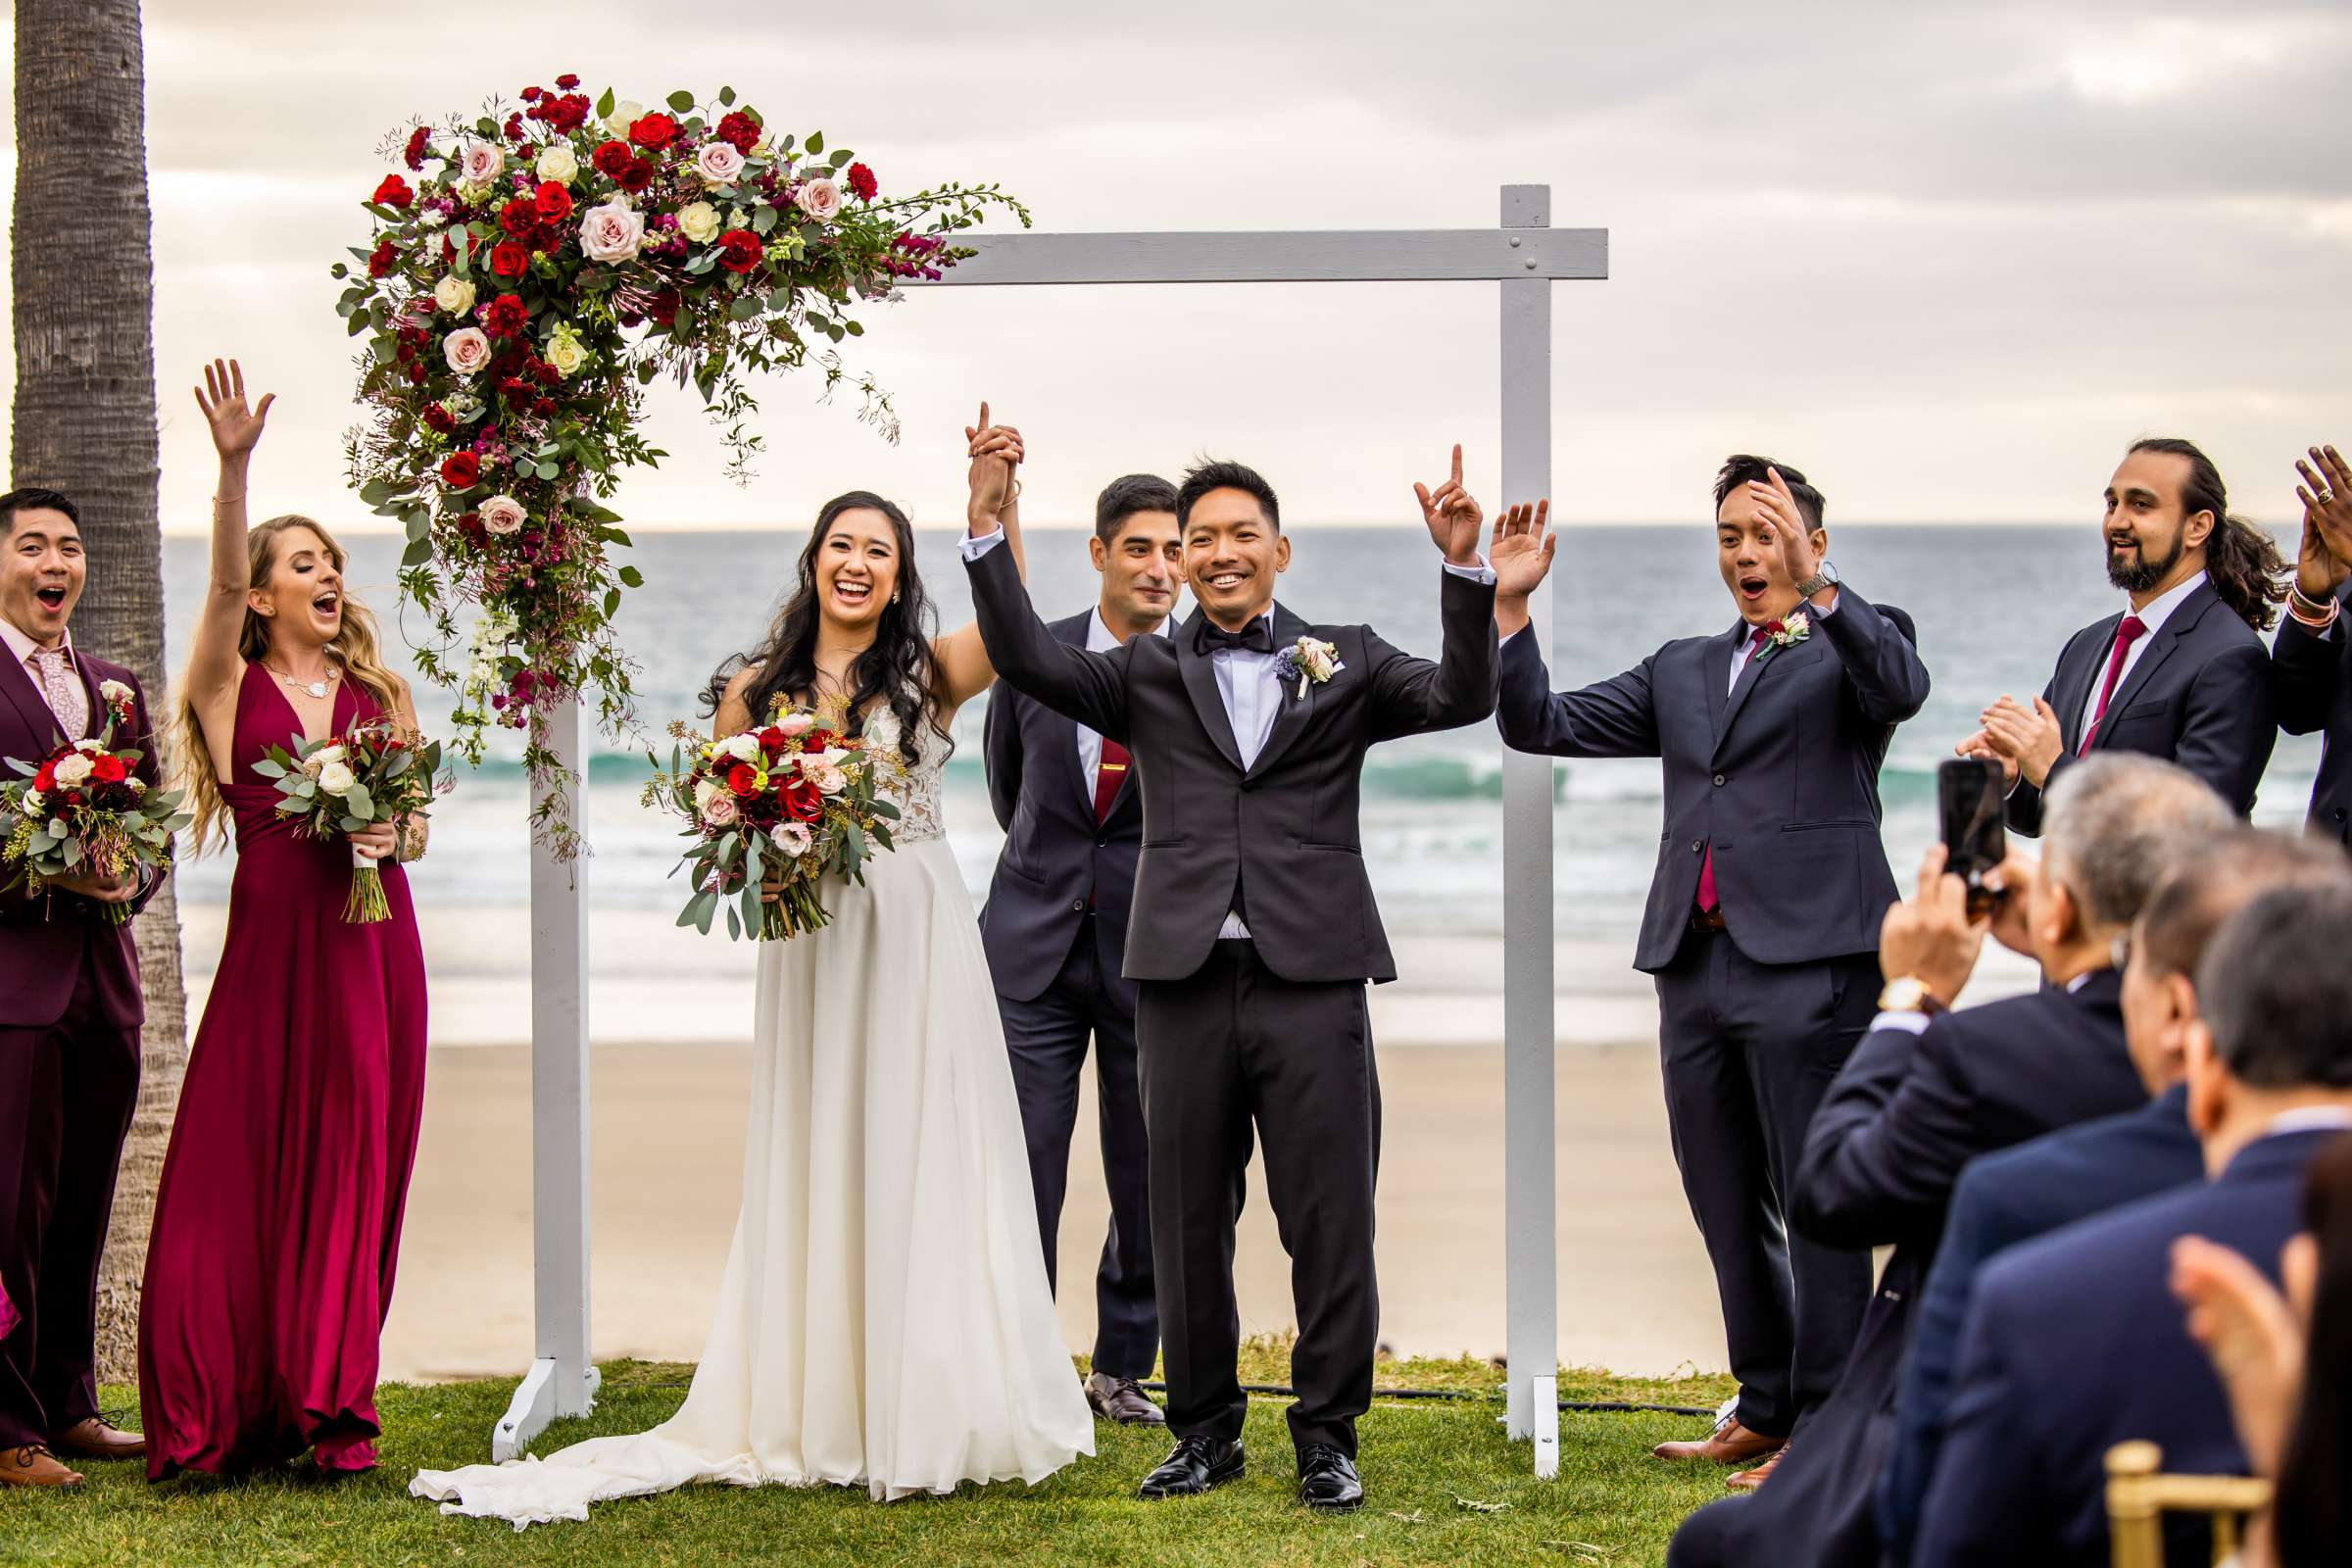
(175, 514), (403, 856)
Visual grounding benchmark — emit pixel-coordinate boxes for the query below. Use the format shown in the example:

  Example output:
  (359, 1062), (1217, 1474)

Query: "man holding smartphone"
(1492, 458), (1929, 1484)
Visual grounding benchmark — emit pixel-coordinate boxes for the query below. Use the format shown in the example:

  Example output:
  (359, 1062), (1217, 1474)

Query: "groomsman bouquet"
(1, 712), (188, 924)
(644, 699), (904, 941)
(255, 721), (445, 922)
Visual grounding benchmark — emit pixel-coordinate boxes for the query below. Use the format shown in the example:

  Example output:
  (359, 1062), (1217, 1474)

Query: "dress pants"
(1654, 927), (1876, 1439)
(0, 949), (139, 1447)
(998, 913), (1159, 1381)
(1137, 940), (1380, 1458)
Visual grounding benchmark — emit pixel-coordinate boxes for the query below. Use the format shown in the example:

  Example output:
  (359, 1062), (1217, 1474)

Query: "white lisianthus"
(52, 754), (93, 787)
(433, 274), (477, 316)
(535, 143), (580, 184)
(317, 761), (357, 797)
(677, 200), (720, 244)
(578, 200), (646, 264)
(793, 177), (844, 223)
(443, 326), (493, 376)
(543, 323), (589, 378)
(771, 821), (813, 858)
(719, 733), (762, 762)
(606, 100), (644, 139)
(74, 739), (105, 755)
(460, 138), (504, 185)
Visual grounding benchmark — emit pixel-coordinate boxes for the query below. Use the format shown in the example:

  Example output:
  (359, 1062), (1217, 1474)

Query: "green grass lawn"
(7, 1345), (1737, 1567)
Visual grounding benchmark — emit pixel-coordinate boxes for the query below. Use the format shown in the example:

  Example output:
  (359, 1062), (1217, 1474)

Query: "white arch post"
(501, 184), (1605, 1474)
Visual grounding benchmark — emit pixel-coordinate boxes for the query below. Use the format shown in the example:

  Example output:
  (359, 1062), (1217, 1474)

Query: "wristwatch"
(1878, 975), (1946, 1016)
(1795, 560), (1840, 597)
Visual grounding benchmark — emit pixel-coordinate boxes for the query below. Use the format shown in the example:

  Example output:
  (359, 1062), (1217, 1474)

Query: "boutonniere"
(1757, 612), (1810, 658)
(98, 678), (137, 736)
(1272, 636), (1343, 700)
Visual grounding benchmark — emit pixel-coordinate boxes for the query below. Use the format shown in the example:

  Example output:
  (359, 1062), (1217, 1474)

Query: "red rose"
(499, 197), (536, 236)
(1764, 619), (1786, 636)
(591, 139), (633, 180)
(366, 238), (398, 278)
(617, 158), (656, 194)
(402, 125), (431, 172)
(726, 762), (759, 798)
(555, 73), (581, 91)
(716, 228), (763, 274)
(715, 111), (760, 154)
(628, 112), (677, 151)
(520, 85), (543, 103)
(403, 359), (429, 385)
(482, 293), (528, 338)
(532, 180), (573, 223)
(758, 726), (788, 755)
(31, 760), (55, 792)
(440, 451), (481, 488)
(781, 776), (823, 822)
(844, 162), (877, 202)
(422, 404), (456, 435)
(90, 755), (125, 785)
(372, 173), (414, 209)
(490, 240), (530, 278)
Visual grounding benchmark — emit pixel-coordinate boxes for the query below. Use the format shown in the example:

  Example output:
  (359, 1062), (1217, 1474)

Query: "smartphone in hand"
(1938, 757), (2008, 918)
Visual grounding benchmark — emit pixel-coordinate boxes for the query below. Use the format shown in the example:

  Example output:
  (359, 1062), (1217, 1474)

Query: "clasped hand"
(1957, 694), (2064, 789)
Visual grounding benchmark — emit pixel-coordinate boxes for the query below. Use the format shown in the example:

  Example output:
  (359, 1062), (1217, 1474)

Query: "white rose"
(317, 761), (357, 797)
(535, 143), (579, 184)
(693, 777), (722, 812)
(677, 200), (720, 244)
(606, 100), (644, 139)
(478, 494), (527, 535)
(720, 733), (761, 762)
(433, 274), (477, 316)
(21, 790), (42, 816)
(694, 142), (746, 186)
(443, 326), (492, 376)
(99, 679), (132, 704)
(578, 200), (645, 265)
(52, 754), (92, 787)
(793, 177), (843, 223)
(461, 138), (504, 185)
(543, 327), (588, 378)
(771, 821), (812, 858)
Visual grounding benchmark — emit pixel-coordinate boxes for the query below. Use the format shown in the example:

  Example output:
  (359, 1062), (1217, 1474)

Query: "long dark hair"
(2128, 437), (2288, 632)
(2277, 1133), (2352, 1568)
(701, 490), (948, 765)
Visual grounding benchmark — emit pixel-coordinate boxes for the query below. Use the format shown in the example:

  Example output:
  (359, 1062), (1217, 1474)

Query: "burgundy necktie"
(1695, 627), (1774, 913)
(1093, 738), (1130, 825)
(2078, 614), (2147, 756)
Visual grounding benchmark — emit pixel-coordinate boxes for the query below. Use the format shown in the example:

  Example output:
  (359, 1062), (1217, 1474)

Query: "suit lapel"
(1703, 622), (1738, 743)
(2054, 613), (2120, 755)
(1247, 605), (1317, 779)
(0, 640), (61, 747)
(2091, 584), (2214, 747)
(1175, 610), (1247, 772)
(74, 654), (105, 741)
(1050, 614), (1096, 813)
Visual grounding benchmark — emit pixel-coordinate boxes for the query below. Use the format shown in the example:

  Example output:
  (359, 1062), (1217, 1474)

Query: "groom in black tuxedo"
(963, 441), (1501, 1512)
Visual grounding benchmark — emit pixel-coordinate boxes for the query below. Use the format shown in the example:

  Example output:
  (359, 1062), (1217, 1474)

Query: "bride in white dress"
(414, 413), (1093, 1526)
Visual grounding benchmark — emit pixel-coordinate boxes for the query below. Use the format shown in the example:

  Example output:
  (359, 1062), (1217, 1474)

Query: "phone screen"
(1938, 758), (2008, 916)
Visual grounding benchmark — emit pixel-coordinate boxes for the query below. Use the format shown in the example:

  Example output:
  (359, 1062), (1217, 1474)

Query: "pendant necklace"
(269, 663), (340, 701)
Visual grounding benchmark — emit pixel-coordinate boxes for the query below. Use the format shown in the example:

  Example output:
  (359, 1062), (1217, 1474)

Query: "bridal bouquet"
(1, 733), (187, 924)
(643, 700), (904, 941)
(255, 720), (446, 923)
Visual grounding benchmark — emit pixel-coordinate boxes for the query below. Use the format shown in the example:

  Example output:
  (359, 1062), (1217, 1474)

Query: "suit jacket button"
(1690, 839), (1703, 853)
(1096, 837), (1108, 849)
(1070, 899), (1087, 912)
(1712, 773), (1727, 787)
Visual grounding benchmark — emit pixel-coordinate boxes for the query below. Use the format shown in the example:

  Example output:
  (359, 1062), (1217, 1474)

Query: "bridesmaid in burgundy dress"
(139, 361), (430, 1480)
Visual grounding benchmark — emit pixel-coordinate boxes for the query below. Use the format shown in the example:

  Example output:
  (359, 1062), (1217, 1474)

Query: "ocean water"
(161, 524), (2325, 948)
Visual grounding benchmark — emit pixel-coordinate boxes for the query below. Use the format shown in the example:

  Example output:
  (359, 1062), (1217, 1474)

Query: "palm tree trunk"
(12, 0), (181, 1387)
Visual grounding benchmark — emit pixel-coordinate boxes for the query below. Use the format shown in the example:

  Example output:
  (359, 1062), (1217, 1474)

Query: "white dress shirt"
(962, 526), (1494, 940)
(2078, 571), (2206, 739)
(1076, 607), (1168, 789)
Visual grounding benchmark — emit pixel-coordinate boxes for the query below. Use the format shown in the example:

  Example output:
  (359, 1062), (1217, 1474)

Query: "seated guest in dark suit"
(978, 472), (1182, 1424)
(2274, 443), (2352, 846)
(1877, 827), (2352, 1562)
(1963, 438), (2285, 830)
(1663, 755), (2230, 1567)
(1912, 882), (2352, 1568)
(1491, 460), (1930, 1474)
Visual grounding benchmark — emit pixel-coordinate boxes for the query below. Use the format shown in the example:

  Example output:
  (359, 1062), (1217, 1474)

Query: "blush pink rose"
(793, 177), (843, 223)
(442, 326), (492, 375)
(478, 494), (527, 535)
(771, 821), (812, 857)
(694, 141), (746, 185)
(776, 712), (815, 738)
(700, 791), (739, 828)
(578, 200), (646, 264)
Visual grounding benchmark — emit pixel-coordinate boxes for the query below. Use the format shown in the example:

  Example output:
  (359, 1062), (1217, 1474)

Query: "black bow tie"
(1195, 618), (1275, 657)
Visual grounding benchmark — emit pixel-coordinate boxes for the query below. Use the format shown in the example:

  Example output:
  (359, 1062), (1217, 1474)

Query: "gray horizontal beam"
(911, 228), (1607, 286)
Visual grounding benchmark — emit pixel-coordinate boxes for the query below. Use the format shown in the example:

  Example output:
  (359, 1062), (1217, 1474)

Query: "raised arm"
(1747, 466), (1930, 724)
(933, 401), (1028, 710)
(1366, 445), (1500, 739)
(1489, 501), (1662, 758)
(2276, 446), (2350, 735)
(187, 359), (273, 768)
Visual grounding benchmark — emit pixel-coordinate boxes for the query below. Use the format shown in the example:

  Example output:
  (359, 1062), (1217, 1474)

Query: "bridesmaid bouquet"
(0, 734), (188, 923)
(255, 720), (445, 923)
(643, 698), (904, 941)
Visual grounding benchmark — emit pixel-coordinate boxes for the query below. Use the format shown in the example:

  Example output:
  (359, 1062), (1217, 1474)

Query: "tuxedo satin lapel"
(1176, 610), (1247, 772)
(1051, 614), (1095, 812)
(1247, 605), (1318, 779)
(0, 643), (64, 748)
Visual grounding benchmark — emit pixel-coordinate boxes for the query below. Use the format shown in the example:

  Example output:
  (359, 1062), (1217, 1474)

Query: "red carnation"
(555, 73), (581, 91)
(372, 173), (415, 209)
(503, 111), (526, 142)
(544, 93), (590, 133)
(781, 776), (823, 822)
(715, 111), (760, 154)
(844, 162), (877, 202)
(648, 287), (682, 327)
(520, 85), (543, 102)
(403, 360), (429, 385)
(440, 451), (481, 488)
(366, 238), (398, 278)
(628, 112), (677, 151)
(591, 139), (634, 180)
(532, 180), (573, 223)
(402, 125), (431, 172)
(499, 196), (536, 236)
(1764, 618), (1786, 636)
(533, 395), (558, 417)
(716, 228), (763, 274)
(422, 404), (457, 435)
(617, 158), (656, 194)
(482, 293), (528, 338)
(726, 762), (760, 799)
(490, 240), (530, 279)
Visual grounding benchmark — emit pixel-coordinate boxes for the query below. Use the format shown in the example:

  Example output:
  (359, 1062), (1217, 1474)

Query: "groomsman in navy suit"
(979, 474), (1182, 1425)
(1913, 880), (2352, 1568)
(0, 490), (159, 1489)
(1491, 457), (1930, 1476)
(2274, 443), (2352, 844)
(1965, 438), (2283, 828)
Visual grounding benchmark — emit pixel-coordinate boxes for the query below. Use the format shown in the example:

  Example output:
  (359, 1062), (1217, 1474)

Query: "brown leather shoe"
(1651, 1412), (1784, 1466)
(1085, 1372), (1168, 1425)
(51, 1416), (145, 1461)
(0, 1445), (85, 1489)
(1727, 1441), (1792, 1491)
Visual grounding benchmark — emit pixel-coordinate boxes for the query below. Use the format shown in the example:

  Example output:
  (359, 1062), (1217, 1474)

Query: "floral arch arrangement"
(336, 75), (1024, 847)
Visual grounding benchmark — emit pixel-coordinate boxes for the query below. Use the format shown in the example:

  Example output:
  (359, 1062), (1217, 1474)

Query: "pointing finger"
(1449, 444), (1463, 487)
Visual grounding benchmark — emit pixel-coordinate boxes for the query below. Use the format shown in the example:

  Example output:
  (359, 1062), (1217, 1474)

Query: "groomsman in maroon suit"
(0, 489), (159, 1489)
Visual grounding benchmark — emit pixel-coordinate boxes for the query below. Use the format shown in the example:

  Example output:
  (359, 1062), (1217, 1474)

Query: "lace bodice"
(863, 707), (944, 845)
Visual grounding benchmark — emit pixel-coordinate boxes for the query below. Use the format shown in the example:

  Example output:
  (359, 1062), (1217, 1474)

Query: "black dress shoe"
(1297, 1445), (1363, 1511)
(1138, 1435), (1245, 1499)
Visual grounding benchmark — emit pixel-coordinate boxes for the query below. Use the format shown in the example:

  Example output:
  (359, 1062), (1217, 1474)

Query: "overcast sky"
(4, 1), (2349, 532)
